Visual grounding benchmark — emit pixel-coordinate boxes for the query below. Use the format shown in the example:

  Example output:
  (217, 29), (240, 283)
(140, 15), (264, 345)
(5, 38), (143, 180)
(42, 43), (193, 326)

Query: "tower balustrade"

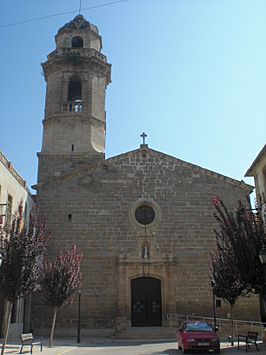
(60, 101), (86, 113)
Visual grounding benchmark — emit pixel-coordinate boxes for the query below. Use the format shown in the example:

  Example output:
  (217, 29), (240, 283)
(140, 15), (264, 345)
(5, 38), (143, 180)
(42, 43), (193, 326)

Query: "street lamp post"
(259, 246), (266, 342)
(259, 246), (266, 299)
(259, 246), (266, 269)
(77, 290), (81, 344)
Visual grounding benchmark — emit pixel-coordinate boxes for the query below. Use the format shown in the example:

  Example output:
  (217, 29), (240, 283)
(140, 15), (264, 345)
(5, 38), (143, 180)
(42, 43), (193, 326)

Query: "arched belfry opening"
(68, 77), (82, 102)
(72, 36), (83, 48)
(131, 277), (162, 326)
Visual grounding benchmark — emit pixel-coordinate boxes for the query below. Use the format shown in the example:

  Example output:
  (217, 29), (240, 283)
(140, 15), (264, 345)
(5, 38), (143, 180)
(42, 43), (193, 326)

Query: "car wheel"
(178, 343), (181, 350)
(216, 348), (220, 354)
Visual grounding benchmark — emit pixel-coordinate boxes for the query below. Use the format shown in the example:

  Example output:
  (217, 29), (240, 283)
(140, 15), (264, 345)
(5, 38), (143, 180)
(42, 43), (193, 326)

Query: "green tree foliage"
(0, 203), (50, 355)
(41, 245), (83, 347)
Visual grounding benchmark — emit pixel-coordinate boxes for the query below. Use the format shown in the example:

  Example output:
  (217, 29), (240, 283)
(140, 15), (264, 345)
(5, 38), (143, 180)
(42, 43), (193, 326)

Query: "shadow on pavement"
(135, 349), (178, 355)
(139, 344), (264, 355)
(0, 344), (20, 354)
(59, 339), (178, 347)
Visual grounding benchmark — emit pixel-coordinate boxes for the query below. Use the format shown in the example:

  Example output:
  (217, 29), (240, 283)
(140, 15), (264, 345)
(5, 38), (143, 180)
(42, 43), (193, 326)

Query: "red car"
(177, 321), (220, 353)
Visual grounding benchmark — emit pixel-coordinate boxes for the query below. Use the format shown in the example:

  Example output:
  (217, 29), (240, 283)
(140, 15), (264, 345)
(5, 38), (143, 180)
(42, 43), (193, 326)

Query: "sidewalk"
(1, 337), (265, 354)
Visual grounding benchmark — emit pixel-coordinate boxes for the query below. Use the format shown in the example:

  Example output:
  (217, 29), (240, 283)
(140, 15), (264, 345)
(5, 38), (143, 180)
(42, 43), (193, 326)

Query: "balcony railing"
(48, 47), (107, 62)
(61, 101), (86, 113)
(166, 313), (263, 336)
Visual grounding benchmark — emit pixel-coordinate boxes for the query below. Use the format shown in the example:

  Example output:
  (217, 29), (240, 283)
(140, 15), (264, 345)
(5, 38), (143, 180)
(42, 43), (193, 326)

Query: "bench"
(237, 331), (259, 352)
(20, 333), (42, 354)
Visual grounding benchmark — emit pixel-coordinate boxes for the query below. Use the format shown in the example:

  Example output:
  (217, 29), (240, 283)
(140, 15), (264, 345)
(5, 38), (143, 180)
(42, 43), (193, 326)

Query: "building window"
(216, 299), (222, 308)
(0, 185), (3, 225)
(11, 301), (17, 323)
(263, 168), (266, 199)
(72, 36), (83, 48)
(129, 199), (161, 230)
(68, 78), (82, 102)
(24, 201), (28, 220)
(6, 194), (13, 227)
(10, 298), (24, 324)
(135, 205), (155, 225)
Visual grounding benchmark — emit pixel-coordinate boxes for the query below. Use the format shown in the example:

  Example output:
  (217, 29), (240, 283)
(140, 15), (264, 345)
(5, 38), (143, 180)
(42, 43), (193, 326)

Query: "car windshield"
(185, 322), (214, 332)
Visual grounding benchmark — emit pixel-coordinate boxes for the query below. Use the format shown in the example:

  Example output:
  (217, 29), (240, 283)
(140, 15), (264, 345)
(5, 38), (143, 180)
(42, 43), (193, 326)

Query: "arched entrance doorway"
(131, 277), (162, 327)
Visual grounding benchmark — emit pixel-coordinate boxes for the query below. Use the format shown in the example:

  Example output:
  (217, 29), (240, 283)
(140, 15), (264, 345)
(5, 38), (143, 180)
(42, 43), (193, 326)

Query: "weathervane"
(79, 0), (82, 14)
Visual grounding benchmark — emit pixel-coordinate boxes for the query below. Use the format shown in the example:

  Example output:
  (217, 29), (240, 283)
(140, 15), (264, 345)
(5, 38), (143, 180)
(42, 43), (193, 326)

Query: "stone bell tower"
(38, 15), (111, 182)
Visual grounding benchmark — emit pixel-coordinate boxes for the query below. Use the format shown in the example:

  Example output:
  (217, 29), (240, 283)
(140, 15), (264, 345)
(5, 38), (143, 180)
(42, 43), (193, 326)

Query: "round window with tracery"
(135, 205), (155, 225)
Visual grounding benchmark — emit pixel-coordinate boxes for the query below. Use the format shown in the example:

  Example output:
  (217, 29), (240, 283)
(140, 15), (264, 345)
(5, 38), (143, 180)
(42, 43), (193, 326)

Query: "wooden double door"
(131, 277), (162, 327)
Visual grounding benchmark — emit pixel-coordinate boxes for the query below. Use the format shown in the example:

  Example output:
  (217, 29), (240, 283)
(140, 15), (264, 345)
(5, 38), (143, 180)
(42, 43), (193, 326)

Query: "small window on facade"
(216, 299), (222, 308)
(263, 168), (266, 190)
(11, 300), (17, 323)
(68, 78), (82, 102)
(68, 214), (72, 222)
(24, 201), (28, 220)
(135, 205), (155, 225)
(7, 194), (13, 226)
(0, 185), (2, 223)
(72, 36), (83, 48)
(71, 144), (74, 151)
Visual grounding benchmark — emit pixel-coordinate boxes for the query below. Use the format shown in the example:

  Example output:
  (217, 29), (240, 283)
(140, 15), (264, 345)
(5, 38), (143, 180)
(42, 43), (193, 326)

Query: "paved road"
(57, 341), (179, 354)
(2, 338), (264, 354)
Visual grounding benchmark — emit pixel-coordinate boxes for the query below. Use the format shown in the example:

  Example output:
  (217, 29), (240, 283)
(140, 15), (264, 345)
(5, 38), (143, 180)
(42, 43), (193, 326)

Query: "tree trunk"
(1, 301), (13, 355)
(49, 308), (57, 348)
(230, 304), (234, 346)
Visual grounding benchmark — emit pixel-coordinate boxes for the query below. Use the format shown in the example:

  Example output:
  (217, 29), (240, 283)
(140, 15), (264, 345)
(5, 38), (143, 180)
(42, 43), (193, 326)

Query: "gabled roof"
(34, 146), (253, 192)
(107, 147), (253, 191)
(245, 144), (266, 177)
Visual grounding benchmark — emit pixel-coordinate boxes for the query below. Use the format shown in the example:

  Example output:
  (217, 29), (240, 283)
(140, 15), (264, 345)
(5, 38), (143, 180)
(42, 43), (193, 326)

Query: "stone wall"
(33, 147), (259, 335)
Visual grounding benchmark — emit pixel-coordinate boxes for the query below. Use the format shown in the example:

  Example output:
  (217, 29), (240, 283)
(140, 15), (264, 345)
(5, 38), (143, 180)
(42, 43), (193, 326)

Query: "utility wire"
(0, 0), (131, 29)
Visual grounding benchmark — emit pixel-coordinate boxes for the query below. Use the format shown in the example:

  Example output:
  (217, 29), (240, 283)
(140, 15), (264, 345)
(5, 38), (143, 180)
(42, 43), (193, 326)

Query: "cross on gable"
(140, 132), (147, 145)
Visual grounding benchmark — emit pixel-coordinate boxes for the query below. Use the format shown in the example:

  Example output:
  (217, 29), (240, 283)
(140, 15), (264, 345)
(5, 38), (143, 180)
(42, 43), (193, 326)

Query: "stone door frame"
(116, 257), (177, 330)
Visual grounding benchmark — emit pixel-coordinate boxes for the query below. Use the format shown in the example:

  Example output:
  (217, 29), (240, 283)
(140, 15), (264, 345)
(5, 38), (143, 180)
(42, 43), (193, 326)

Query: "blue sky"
(0, 0), (265, 193)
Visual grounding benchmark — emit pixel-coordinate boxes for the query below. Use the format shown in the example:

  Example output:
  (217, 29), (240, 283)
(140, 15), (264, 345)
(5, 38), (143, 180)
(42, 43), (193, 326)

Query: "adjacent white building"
(246, 144), (266, 223)
(0, 150), (35, 339)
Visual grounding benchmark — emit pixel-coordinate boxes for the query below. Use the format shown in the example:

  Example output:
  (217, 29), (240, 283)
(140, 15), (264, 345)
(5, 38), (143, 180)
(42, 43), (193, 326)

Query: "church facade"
(33, 15), (259, 336)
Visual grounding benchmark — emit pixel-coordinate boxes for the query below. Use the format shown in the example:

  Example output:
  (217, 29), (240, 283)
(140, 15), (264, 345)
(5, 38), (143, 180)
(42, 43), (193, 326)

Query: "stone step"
(115, 327), (177, 339)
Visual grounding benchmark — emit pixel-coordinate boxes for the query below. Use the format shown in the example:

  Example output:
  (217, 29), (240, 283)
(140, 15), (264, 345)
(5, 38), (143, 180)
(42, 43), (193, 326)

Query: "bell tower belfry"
(38, 15), (111, 182)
